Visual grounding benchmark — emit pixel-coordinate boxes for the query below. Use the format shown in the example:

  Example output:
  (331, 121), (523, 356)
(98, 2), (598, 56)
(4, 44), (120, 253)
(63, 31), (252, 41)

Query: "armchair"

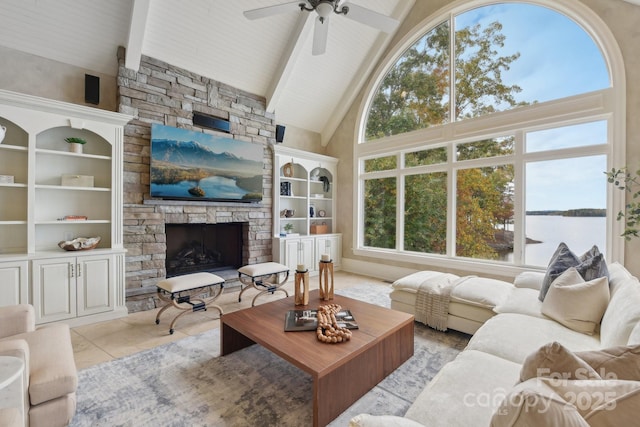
(0, 305), (77, 426)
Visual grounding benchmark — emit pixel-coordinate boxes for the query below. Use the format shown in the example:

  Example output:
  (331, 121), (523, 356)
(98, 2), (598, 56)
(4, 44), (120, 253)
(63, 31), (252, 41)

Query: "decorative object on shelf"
(282, 209), (295, 218)
(0, 175), (14, 184)
(319, 256), (334, 300)
(284, 223), (294, 234)
(0, 124), (5, 143)
(58, 215), (88, 221)
(58, 236), (101, 251)
(317, 209), (326, 217)
(61, 174), (94, 187)
(312, 193), (324, 198)
(319, 176), (330, 192)
(310, 221), (328, 234)
(280, 181), (292, 196)
(310, 168), (320, 181)
(64, 137), (87, 154)
(283, 162), (294, 177)
(309, 205), (315, 218)
(294, 266), (309, 306)
(315, 304), (352, 343)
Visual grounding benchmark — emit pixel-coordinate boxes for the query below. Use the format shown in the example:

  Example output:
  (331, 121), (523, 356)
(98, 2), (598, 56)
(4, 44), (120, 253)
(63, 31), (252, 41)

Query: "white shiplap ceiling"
(0, 0), (414, 144)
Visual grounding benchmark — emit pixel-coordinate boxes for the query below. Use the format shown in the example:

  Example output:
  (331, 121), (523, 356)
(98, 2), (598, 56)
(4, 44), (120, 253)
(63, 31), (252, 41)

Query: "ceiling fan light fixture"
(315, 2), (334, 22)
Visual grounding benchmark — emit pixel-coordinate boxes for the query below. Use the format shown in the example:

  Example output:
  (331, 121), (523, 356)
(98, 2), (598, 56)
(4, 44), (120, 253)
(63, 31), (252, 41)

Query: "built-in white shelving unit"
(0, 89), (132, 325)
(272, 145), (341, 274)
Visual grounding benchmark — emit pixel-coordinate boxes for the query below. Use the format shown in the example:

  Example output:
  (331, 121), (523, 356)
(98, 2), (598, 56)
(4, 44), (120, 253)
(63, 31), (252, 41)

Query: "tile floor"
(71, 270), (390, 370)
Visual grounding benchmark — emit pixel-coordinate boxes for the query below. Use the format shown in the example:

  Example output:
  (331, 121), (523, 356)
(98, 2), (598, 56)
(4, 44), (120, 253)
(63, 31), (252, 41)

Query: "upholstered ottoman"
(237, 262), (290, 306)
(156, 272), (225, 334)
(390, 271), (514, 334)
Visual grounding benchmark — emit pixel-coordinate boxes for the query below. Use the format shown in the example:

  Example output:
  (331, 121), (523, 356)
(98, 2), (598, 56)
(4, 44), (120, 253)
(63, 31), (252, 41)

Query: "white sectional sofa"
(350, 262), (640, 426)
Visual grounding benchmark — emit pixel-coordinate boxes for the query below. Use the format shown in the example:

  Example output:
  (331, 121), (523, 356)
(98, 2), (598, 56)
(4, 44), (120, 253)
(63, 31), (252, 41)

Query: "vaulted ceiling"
(0, 0), (415, 144)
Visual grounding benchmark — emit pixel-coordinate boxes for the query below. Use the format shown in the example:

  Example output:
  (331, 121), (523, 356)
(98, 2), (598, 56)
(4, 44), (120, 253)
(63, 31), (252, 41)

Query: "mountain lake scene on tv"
(150, 123), (263, 202)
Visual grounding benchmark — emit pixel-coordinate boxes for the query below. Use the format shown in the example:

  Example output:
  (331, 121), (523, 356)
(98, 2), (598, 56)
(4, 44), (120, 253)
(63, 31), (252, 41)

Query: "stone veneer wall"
(116, 47), (275, 312)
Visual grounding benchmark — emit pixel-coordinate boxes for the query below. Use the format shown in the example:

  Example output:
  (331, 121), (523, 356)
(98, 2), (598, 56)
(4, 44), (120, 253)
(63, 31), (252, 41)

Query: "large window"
(356, 1), (622, 271)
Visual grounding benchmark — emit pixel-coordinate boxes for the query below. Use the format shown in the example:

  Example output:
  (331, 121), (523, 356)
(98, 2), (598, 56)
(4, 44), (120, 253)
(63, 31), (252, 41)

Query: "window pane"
(364, 155), (397, 172)
(404, 173), (447, 254)
(526, 121), (607, 153)
(457, 136), (514, 161)
(456, 165), (514, 260)
(455, 4), (609, 120)
(364, 178), (396, 249)
(365, 21), (450, 141)
(524, 156), (606, 266)
(405, 147), (447, 167)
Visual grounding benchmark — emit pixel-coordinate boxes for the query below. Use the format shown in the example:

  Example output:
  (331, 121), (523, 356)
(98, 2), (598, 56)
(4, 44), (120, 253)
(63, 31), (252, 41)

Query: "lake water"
(151, 176), (249, 200)
(505, 215), (606, 267)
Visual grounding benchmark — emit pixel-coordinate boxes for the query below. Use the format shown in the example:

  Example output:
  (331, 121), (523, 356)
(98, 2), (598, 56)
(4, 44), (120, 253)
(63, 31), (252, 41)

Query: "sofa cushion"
(450, 276), (513, 309)
(493, 288), (545, 318)
(581, 380), (640, 426)
(392, 271), (460, 292)
(599, 274), (640, 348)
(575, 344), (640, 381)
(490, 378), (590, 427)
(15, 324), (77, 406)
(404, 350), (521, 427)
(513, 271), (545, 290)
(349, 414), (425, 427)
(466, 313), (600, 364)
(541, 268), (609, 335)
(520, 341), (600, 383)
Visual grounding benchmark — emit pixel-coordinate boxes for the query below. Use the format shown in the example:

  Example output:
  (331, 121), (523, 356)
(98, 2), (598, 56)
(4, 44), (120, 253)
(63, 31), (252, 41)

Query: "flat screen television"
(150, 123), (263, 203)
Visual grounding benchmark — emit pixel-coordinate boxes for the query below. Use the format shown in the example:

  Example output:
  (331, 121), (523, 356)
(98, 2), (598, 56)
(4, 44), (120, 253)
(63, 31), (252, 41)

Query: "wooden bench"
(155, 272), (225, 334)
(237, 262), (290, 306)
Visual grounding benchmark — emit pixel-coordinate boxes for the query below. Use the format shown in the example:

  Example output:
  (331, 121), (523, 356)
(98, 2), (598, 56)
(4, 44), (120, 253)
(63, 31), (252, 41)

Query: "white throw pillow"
(541, 267), (610, 335)
(513, 271), (545, 290)
(490, 378), (589, 427)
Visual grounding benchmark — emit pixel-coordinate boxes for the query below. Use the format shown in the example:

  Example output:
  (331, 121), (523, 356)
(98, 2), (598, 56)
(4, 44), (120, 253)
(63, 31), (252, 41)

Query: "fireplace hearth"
(166, 223), (245, 277)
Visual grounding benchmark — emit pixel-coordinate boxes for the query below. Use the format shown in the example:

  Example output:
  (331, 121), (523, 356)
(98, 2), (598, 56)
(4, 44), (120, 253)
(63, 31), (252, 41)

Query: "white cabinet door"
(32, 257), (76, 323)
(284, 238), (315, 272)
(77, 254), (113, 316)
(315, 235), (342, 268)
(0, 260), (28, 307)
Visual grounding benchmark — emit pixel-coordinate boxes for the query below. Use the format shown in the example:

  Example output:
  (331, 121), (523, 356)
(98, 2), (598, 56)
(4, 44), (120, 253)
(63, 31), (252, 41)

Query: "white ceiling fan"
(243, 0), (400, 55)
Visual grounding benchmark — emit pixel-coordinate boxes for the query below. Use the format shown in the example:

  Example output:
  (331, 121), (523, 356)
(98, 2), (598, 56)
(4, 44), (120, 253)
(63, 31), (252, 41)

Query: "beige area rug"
(70, 284), (470, 426)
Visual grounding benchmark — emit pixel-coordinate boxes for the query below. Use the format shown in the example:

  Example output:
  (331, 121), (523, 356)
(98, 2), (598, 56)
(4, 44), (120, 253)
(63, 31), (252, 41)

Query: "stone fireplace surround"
(117, 48), (275, 312)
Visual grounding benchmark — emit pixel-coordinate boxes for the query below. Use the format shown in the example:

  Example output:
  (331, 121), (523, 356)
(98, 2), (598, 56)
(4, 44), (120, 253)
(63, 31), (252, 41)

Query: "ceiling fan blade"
(312, 15), (329, 55)
(243, 1), (302, 20)
(342, 2), (399, 33)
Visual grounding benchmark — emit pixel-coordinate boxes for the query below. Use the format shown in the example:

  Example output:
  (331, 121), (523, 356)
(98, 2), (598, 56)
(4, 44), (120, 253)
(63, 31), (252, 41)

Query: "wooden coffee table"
(221, 289), (414, 427)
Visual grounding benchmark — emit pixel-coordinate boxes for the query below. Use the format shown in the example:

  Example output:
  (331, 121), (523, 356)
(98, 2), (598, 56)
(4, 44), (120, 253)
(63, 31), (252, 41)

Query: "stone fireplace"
(117, 49), (275, 312)
(165, 222), (247, 277)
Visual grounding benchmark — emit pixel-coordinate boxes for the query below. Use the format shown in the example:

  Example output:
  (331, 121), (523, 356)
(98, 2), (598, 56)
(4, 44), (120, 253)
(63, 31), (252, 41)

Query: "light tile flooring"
(71, 270), (389, 370)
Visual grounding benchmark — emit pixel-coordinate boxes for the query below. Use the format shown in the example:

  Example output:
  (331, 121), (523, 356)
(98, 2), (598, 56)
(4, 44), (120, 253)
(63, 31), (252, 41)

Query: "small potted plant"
(284, 223), (294, 234)
(65, 137), (87, 154)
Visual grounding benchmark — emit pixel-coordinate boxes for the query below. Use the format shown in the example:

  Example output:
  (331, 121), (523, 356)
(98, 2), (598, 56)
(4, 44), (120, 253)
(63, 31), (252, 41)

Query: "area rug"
(71, 284), (470, 426)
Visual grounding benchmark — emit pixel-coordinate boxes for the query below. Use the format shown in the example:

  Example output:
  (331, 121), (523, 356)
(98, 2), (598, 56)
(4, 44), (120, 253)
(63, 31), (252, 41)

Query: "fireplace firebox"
(166, 223), (245, 277)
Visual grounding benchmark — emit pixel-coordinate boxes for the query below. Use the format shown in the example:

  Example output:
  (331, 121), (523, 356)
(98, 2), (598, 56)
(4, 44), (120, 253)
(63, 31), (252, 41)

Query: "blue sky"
(456, 3), (610, 211)
(151, 123), (262, 161)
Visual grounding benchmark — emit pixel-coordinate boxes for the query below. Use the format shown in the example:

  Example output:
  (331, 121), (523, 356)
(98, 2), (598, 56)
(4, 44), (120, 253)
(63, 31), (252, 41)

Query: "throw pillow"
(575, 344), (640, 381)
(490, 378), (590, 427)
(575, 252), (609, 283)
(520, 341), (600, 383)
(539, 242), (580, 301)
(539, 243), (609, 301)
(541, 267), (610, 335)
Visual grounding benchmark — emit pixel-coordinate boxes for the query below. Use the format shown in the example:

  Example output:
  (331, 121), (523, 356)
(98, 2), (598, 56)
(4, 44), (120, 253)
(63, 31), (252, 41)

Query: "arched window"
(355, 0), (624, 273)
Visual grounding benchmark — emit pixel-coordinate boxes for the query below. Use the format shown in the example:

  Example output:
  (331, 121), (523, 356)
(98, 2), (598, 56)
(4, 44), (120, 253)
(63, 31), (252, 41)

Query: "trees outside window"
(357, 1), (616, 268)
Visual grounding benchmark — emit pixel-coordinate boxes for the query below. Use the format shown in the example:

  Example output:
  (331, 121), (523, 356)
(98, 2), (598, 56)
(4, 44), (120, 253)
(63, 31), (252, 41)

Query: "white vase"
(69, 143), (83, 154)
